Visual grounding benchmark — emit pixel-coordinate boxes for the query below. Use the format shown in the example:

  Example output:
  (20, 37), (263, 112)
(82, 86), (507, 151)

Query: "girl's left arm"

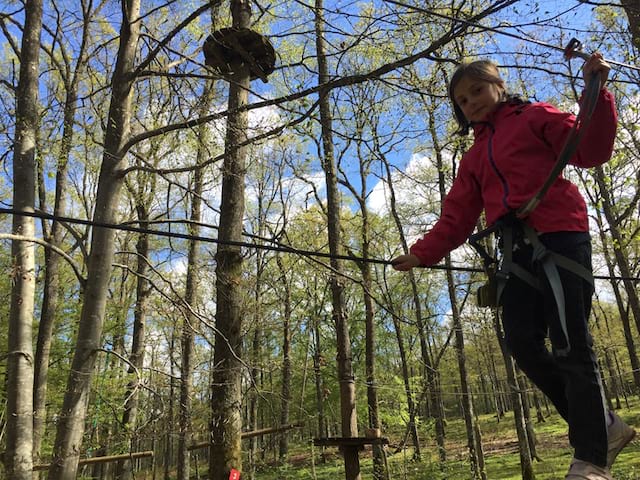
(572, 87), (618, 168)
(539, 87), (617, 169)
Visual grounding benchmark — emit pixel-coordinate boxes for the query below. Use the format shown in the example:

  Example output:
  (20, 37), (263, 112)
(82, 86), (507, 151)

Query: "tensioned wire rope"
(1, 207), (638, 283)
(385, 0), (640, 73)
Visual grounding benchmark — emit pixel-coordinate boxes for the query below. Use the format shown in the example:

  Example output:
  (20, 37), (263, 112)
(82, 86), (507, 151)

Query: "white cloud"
(367, 152), (435, 214)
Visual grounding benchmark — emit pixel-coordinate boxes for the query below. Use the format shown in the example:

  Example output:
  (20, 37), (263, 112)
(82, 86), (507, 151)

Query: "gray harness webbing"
(498, 220), (594, 356)
(470, 216), (594, 356)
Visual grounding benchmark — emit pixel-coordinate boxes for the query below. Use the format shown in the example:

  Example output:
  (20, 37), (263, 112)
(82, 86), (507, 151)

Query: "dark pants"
(500, 231), (608, 467)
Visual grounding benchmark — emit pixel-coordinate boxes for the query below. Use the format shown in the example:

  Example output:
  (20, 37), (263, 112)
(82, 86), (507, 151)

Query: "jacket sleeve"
(538, 88), (617, 168)
(409, 157), (483, 266)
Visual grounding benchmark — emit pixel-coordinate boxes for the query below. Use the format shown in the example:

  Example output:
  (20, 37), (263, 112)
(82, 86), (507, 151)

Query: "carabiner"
(563, 37), (591, 61)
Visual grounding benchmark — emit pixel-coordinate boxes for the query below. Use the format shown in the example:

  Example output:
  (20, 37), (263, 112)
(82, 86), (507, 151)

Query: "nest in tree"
(203, 28), (276, 83)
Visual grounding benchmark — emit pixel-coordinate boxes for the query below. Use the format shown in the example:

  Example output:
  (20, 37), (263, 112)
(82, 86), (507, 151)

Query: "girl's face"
(453, 75), (505, 123)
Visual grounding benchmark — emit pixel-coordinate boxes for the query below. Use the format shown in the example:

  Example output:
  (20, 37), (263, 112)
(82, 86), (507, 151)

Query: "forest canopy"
(1, 1), (639, 479)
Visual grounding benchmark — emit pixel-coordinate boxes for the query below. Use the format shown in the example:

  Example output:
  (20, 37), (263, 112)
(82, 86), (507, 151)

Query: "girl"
(392, 55), (635, 479)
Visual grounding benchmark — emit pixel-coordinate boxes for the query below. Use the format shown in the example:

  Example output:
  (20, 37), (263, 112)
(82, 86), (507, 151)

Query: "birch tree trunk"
(6, 0), (42, 477)
(209, 1), (251, 478)
(314, 1), (360, 478)
(48, 1), (141, 477)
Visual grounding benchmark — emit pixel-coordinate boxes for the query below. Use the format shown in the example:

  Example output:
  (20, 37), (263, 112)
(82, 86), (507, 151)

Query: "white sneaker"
(607, 411), (636, 468)
(565, 459), (612, 479)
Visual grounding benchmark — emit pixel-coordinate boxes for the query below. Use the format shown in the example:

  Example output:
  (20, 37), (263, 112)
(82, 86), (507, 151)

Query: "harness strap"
(471, 216), (594, 356)
(506, 220), (593, 356)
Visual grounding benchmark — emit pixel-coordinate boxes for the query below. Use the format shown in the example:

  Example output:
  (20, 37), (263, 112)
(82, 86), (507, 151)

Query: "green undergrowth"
(254, 399), (640, 480)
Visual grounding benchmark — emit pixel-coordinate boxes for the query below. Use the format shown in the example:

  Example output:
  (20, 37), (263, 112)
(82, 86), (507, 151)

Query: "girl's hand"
(391, 254), (421, 271)
(583, 52), (611, 89)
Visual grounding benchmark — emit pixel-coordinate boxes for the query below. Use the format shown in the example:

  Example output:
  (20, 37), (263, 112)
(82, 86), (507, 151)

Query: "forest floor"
(254, 398), (640, 480)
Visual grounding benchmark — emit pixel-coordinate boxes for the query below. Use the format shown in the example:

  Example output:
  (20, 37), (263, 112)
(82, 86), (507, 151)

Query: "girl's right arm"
(392, 157), (483, 269)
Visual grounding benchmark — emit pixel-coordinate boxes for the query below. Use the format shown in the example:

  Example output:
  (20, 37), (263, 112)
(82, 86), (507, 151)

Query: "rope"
(517, 70), (602, 217)
(385, 0), (640, 73)
(0, 207), (476, 273)
(1, 208), (637, 282)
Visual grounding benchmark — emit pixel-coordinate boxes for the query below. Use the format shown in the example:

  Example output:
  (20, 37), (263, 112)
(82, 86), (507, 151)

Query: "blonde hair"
(449, 60), (508, 135)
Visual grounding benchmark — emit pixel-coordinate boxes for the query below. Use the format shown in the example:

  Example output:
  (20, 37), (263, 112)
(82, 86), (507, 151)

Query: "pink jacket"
(410, 89), (617, 266)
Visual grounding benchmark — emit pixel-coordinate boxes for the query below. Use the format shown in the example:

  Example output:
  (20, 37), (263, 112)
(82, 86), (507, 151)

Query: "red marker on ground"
(229, 468), (240, 480)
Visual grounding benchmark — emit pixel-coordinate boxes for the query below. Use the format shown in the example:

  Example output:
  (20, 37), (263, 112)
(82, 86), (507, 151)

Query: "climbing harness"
(471, 214), (594, 355)
(469, 39), (605, 356)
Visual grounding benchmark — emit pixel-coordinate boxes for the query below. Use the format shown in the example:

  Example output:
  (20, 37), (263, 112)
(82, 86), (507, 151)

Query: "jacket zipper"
(485, 122), (511, 211)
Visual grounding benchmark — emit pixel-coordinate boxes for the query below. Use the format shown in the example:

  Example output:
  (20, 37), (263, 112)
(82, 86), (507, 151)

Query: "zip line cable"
(385, 0), (640, 73)
(1, 207), (638, 282)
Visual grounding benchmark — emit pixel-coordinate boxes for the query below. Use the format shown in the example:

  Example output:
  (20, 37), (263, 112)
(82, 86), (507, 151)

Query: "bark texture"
(48, 1), (141, 478)
(6, 0), (43, 477)
(209, 2), (251, 478)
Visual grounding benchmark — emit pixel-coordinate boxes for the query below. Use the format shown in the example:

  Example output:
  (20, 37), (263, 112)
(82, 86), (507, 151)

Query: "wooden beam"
(33, 422), (303, 470)
(34, 451), (154, 471)
(189, 422), (304, 451)
(313, 437), (389, 448)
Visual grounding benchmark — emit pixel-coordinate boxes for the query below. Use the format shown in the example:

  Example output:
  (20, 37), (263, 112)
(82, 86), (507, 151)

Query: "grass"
(254, 398), (640, 479)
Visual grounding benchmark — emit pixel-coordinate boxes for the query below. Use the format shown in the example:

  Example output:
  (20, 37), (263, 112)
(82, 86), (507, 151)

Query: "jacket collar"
(470, 100), (526, 137)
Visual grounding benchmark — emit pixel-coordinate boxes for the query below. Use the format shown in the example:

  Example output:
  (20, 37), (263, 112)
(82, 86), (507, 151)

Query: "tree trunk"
(6, 0), (42, 477)
(248, 317), (262, 478)
(48, 1), (141, 478)
(435, 145), (484, 479)
(593, 206), (640, 391)
(314, 1), (360, 479)
(389, 313), (421, 459)
(277, 256), (293, 463)
(380, 150), (446, 462)
(209, 2), (251, 478)
(177, 80), (212, 480)
(446, 256), (485, 480)
(517, 374), (539, 461)
(313, 316), (328, 459)
(495, 316), (536, 479)
(361, 261), (387, 478)
(348, 123), (387, 478)
(166, 335), (177, 480)
(594, 167), (640, 341)
(33, 1), (93, 459)
(621, 0), (640, 49)
(116, 205), (151, 480)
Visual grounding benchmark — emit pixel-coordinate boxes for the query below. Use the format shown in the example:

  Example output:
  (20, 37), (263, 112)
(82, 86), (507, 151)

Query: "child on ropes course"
(392, 53), (635, 480)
